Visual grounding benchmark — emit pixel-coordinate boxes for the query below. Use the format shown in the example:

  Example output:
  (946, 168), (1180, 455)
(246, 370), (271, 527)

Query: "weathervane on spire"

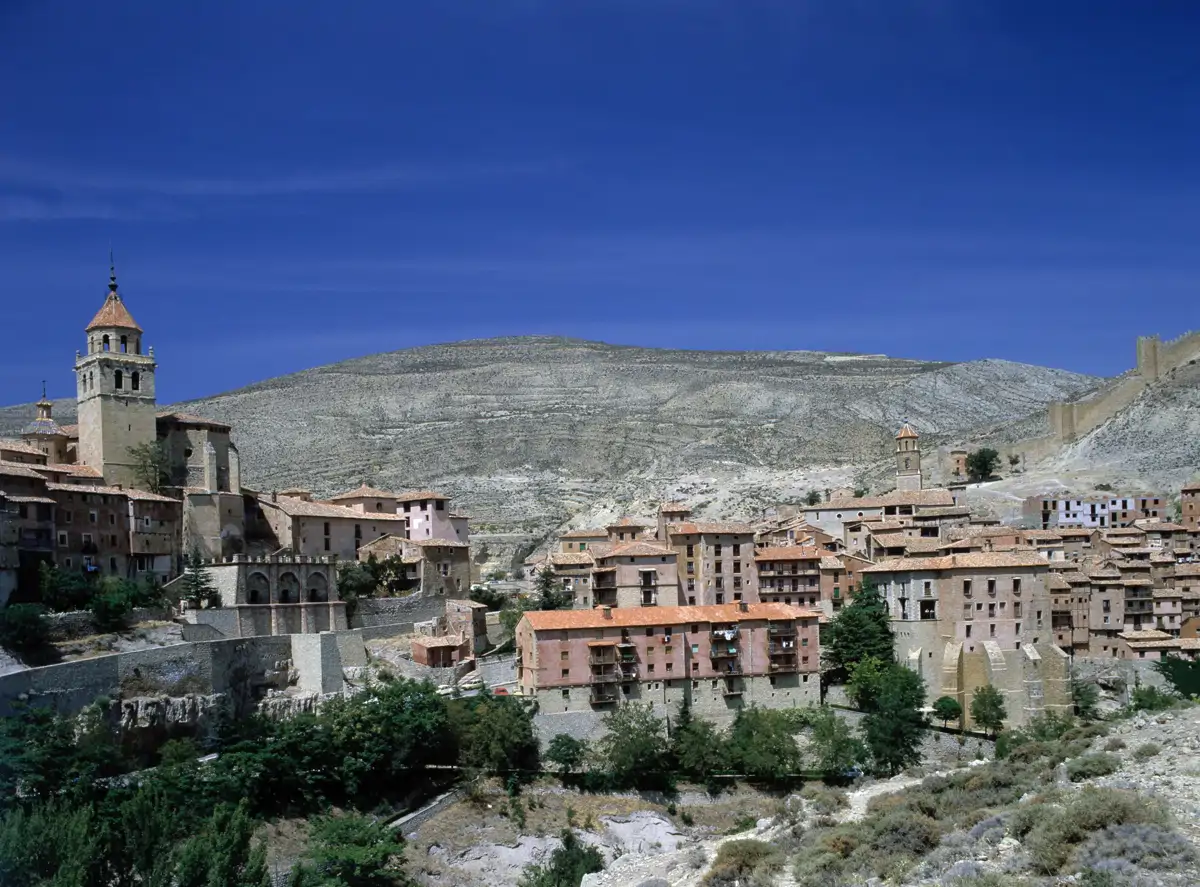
(109, 246), (118, 294)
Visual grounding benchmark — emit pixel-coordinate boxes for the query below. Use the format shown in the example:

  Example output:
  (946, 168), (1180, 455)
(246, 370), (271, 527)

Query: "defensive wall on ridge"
(1045, 330), (1200, 446)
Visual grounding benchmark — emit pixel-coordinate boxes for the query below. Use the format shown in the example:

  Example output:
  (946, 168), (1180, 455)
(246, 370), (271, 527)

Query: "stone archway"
(246, 571), (270, 605)
(307, 572), (329, 603)
(278, 571), (300, 604)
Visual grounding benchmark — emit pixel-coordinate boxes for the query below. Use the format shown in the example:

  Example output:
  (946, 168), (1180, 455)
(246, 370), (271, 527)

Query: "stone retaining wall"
(352, 596), (446, 628)
(45, 606), (173, 641)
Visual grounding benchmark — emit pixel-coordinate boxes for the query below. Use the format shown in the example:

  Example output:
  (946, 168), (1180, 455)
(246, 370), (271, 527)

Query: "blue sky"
(2, 1), (1199, 404)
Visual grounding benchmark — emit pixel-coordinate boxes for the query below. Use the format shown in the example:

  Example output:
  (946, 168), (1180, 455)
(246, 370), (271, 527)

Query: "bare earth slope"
(0, 337), (1098, 531)
(1047, 358), (1200, 490)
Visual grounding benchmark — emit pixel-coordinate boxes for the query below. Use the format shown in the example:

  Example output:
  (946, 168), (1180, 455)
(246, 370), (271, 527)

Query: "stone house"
(591, 541), (680, 609)
(355, 533), (471, 597)
(445, 598), (490, 655)
(665, 522), (759, 606)
(558, 527), (608, 553)
(861, 551), (1067, 729)
(1182, 482), (1200, 532)
(255, 492), (407, 559)
(514, 602), (820, 717)
(398, 491), (465, 543)
(411, 634), (470, 668)
(755, 546), (824, 609)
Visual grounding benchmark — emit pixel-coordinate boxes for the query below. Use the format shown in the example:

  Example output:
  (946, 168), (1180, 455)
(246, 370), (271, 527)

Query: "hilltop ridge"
(0, 337), (1101, 536)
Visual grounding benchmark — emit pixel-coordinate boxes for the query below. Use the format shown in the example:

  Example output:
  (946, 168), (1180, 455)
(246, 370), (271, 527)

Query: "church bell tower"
(74, 260), (158, 489)
(894, 421), (923, 492)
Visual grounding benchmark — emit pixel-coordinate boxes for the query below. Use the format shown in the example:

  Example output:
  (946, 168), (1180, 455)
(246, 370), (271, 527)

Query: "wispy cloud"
(0, 156), (561, 200)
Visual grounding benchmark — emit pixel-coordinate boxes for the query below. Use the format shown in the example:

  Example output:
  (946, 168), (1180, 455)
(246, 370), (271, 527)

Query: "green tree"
(670, 701), (726, 782)
(545, 734), (588, 778)
(499, 599), (532, 642)
(535, 566), (571, 611)
(726, 708), (801, 781)
(0, 604), (51, 655)
(452, 694), (539, 778)
(965, 448), (1000, 483)
(931, 695), (963, 728)
(804, 489), (822, 506)
(1072, 679), (1101, 721)
(38, 562), (94, 612)
(128, 440), (172, 494)
(179, 551), (220, 609)
(845, 656), (890, 711)
(335, 558), (380, 621)
(823, 584), (894, 683)
(808, 707), (866, 783)
(970, 684), (1007, 737)
(175, 802), (269, 887)
(294, 812), (409, 887)
(1154, 655), (1200, 698)
(597, 702), (672, 789)
(860, 665), (928, 776)
(470, 584), (508, 611)
(88, 579), (134, 632)
(1008, 453), (1021, 471)
(517, 829), (604, 887)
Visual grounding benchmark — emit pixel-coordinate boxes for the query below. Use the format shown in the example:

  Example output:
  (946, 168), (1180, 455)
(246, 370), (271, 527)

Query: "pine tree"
(179, 551), (219, 609)
(823, 583), (894, 683)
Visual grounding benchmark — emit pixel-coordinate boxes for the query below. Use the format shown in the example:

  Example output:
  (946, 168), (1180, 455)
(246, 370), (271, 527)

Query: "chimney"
(738, 599), (749, 613)
(602, 606), (612, 619)
(271, 490), (277, 502)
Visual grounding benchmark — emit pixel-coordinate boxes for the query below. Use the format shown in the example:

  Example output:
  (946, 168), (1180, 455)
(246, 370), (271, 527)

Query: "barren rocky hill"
(0, 337), (1100, 536)
(1046, 358), (1200, 491)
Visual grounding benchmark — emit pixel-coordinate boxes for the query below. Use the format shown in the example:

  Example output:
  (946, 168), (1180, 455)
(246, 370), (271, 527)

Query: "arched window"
(102, 335), (110, 351)
(120, 335), (127, 352)
(131, 371), (140, 391)
(114, 370), (123, 390)
(88, 371), (94, 391)
(134, 338), (140, 355)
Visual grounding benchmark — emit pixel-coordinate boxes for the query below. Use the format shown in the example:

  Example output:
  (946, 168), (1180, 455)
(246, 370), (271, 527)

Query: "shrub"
(0, 604), (50, 654)
(1009, 802), (1058, 839)
(1132, 742), (1160, 761)
(1130, 685), (1178, 713)
(1066, 753), (1120, 782)
(801, 785), (848, 815)
(1076, 822), (1197, 872)
(866, 810), (941, 857)
(1103, 737), (1126, 752)
(792, 848), (844, 887)
(1025, 787), (1165, 874)
(702, 839), (782, 887)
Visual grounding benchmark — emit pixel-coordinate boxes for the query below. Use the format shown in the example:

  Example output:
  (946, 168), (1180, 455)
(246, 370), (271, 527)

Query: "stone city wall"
(44, 606), (173, 641)
(0, 634), (295, 719)
(352, 596), (446, 628)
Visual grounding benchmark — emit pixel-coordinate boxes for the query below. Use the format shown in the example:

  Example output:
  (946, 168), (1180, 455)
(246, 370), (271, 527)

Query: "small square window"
(561, 669), (569, 678)
(560, 651), (568, 660)
(561, 688), (569, 699)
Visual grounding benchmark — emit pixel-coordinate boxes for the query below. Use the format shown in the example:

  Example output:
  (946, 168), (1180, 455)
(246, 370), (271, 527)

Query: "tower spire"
(109, 247), (118, 294)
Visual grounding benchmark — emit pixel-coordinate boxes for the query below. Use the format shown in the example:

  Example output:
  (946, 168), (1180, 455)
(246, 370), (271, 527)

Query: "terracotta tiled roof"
(394, 490), (450, 502)
(403, 538), (468, 548)
(1117, 629), (1174, 641)
(659, 502), (691, 513)
(1046, 573), (1072, 591)
(0, 460), (49, 479)
(59, 424), (79, 438)
(1174, 563), (1200, 577)
(1133, 520), (1189, 532)
(1153, 589), (1183, 599)
(0, 439), (47, 457)
(156, 411), (232, 430)
(86, 292), (142, 331)
(520, 602), (818, 631)
(862, 552), (1049, 573)
(1060, 572), (1092, 584)
(328, 484), (396, 501)
(597, 541), (676, 559)
(668, 521), (756, 536)
(412, 634), (466, 649)
(38, 463), (103, 478)
(1125, 639), (1182, 650)
(265, 495), (406, 520)
(607, 516), (653, 528)
(550, 552), (595, 566)
(45, 482), (135, 497)
(1182, 482), (1200, 493)
(1023, 530), (1064, 540)
(1054, 528), (1095, 538)
(895, 422), (919, 439)
(1, 494), (56, 504)
(819, 556), (844, 570)
(560, 527), (608, 539)
(755, 545), (824, 562)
